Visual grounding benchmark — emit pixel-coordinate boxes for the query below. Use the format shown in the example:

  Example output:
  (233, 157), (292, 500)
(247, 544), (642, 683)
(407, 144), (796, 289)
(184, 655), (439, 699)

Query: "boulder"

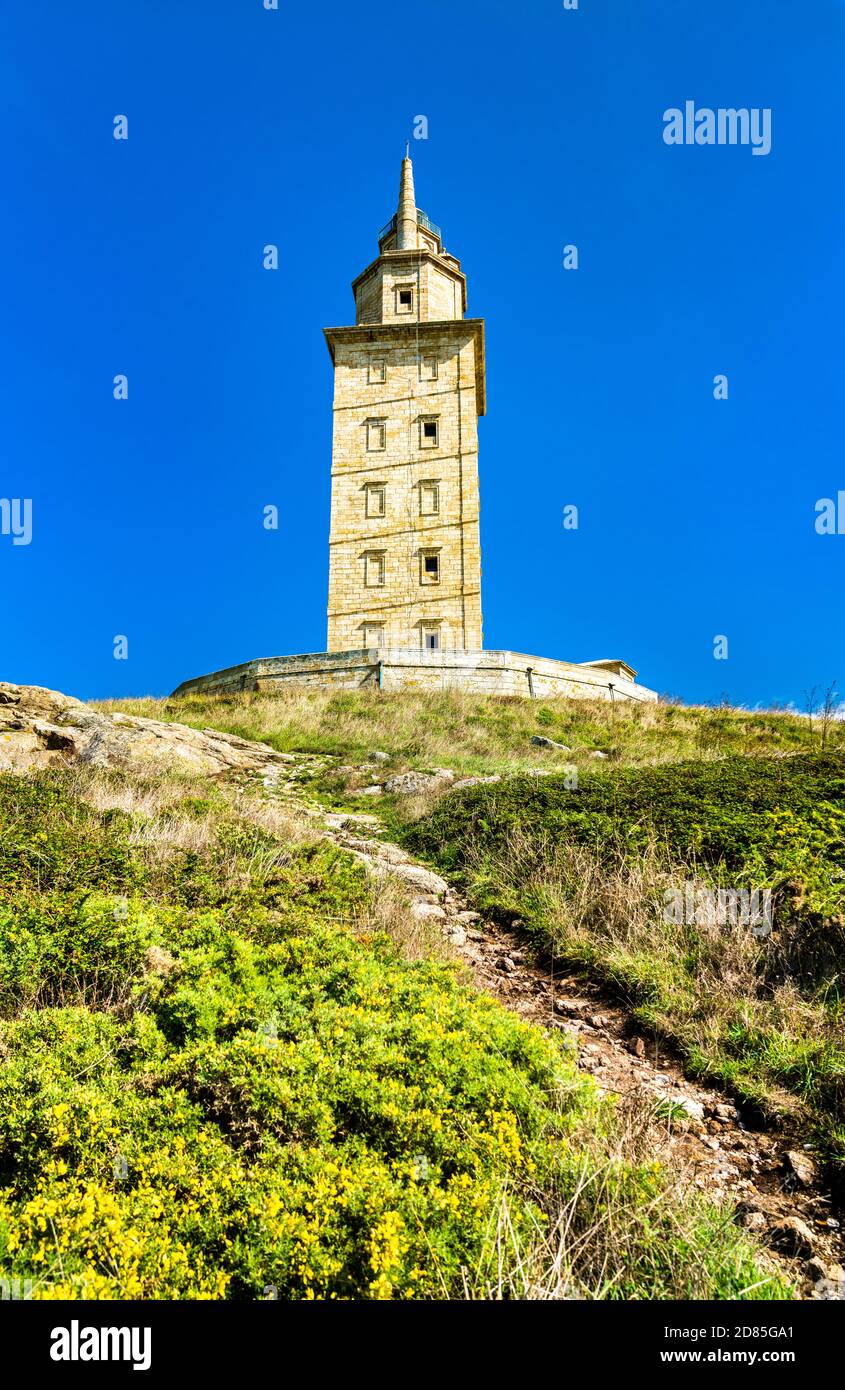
(383, 769), (454, 796)
(0, 682), (289, 778)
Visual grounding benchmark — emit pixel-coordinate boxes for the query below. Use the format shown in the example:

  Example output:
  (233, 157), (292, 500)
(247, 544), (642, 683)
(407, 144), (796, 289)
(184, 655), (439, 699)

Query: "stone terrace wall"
(172, 650), (658, 703)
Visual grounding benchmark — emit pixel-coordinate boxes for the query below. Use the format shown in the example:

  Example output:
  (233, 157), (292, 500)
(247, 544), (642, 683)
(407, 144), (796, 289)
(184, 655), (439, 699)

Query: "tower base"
(171, 649), (658, 703)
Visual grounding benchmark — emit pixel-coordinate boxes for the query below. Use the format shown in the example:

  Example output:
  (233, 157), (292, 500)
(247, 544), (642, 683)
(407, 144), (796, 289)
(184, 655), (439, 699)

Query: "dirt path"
(259, 764), (844, 1299)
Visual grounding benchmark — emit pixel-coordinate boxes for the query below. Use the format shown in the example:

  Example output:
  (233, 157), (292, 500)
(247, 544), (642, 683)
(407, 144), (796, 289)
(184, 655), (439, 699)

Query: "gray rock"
(443, 925), (467, 947)
(391, 863), (451, 897)
(0, 682), (288, 778)
(769, 1217), (816, 1258)
(530, 735), (571, 751)
(654, 1091), (706, 1122)
(553, 999), (584, 1018)
(383, 769), (455, 796)
(410, 901), (447, 922)
(784, 1149), (817, 1188)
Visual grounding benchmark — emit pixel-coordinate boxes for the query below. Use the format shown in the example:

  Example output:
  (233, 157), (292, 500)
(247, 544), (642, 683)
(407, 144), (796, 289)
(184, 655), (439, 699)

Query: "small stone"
(813, 1275), (845, 1300)
(351, 784), (383, 797)
(391, 863), (450, 896)
(410, 901), (447, 922)
(710, 1102), (739, 1122)
(496, 956), (517, 973)
(654, 1092), (706, 1122)
(589, 750), (608, 760)
(784, 1150), (817, 1188)
(368, 751), (390, 763)
(530, 735), (571, 751)
(769, 1217), (816, 1258)
(384, 769), (454, 796)
(742, 1211), (768, 1233)
(444, 926), (467, 947)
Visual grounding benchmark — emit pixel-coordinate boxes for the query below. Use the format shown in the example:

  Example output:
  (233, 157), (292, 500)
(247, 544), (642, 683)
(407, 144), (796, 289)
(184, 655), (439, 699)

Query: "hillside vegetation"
(99, 686), (833, 777)
(0, 684), (815, 1300)
(96, 691), (845, 1192)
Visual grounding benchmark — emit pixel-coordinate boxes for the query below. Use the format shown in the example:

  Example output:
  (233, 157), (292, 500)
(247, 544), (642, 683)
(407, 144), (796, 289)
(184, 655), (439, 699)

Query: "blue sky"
(1, 0), (843, 706)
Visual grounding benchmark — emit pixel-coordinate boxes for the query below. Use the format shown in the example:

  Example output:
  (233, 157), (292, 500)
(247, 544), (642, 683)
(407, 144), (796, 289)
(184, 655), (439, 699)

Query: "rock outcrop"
(0, 682), (289, 777)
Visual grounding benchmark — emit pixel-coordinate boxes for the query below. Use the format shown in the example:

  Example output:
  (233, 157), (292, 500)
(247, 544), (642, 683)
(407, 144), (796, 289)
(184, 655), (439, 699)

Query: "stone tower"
(324, 155), (485, 653)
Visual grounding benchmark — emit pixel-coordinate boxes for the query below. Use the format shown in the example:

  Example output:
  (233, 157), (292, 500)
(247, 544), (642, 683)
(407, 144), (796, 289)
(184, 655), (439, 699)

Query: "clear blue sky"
(2, 0), (843, 706)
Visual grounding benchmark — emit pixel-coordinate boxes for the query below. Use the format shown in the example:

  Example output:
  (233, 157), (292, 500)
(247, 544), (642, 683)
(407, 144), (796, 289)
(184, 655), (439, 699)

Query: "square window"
(420, 551), (440, 584)
(420, 481), (440, 516)
(420, 417), (439, 448)
(368, 357), (386, 384)
(396, 286), (414, 313)
(420, 355), (438, 382)
(423, 627), (440, 651)
(366, 484), (386, 518)
(365, 552), (386, 587)
(364, 624), (385, 648)
(366, 418), (386, 451)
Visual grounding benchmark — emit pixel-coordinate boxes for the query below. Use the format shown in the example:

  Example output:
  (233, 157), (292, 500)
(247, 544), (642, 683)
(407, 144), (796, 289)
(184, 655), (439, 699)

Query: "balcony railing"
(378, 209), (442, 243)
(416, 209), (441, 239)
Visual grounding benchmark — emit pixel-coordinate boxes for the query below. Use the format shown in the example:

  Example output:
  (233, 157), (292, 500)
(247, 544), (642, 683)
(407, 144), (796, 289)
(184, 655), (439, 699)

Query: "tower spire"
(395, 151), (417, 250)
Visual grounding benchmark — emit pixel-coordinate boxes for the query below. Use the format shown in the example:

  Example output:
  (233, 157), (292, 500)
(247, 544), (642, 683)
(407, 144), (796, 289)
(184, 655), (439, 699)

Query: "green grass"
(0, 765), (787, 1300)
(401, 752), (845, 1189)
(97, 687), (841, 779)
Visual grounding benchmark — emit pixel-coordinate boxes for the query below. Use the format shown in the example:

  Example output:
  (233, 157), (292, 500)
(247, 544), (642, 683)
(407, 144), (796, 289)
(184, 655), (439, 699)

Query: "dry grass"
(97, 687), (835, 781)
(470, 1089), (786, 1301)
(66, 764), (316, 897)
(485, 825), (764, 1000)
(460, 826), (844, 1135)
(355, 869), (456, 962)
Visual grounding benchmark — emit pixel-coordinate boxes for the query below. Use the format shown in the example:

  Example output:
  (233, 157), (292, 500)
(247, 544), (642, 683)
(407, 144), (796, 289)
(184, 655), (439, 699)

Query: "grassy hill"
(402, 750), (845, 1187)
(99, 686), (834, 775)
(3, 685), (842, 1300)
(101, 690), (845, 1202)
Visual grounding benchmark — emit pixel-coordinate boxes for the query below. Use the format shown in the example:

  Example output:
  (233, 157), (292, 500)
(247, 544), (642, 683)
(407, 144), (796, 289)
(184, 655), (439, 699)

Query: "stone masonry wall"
(172, 649), (658, 704)
(326, 323), (482, 652)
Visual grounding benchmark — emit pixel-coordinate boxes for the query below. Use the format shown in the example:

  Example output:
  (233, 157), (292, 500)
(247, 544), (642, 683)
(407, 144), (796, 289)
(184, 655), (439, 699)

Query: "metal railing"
(378, 209), (442, 243)
(416, 209), (441, 239)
